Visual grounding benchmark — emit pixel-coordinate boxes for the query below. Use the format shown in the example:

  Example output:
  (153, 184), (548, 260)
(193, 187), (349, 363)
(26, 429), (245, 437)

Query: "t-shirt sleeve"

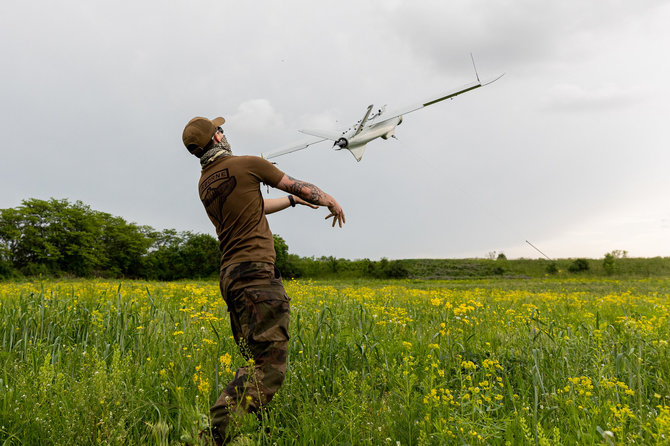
(248, 156), (285, 187)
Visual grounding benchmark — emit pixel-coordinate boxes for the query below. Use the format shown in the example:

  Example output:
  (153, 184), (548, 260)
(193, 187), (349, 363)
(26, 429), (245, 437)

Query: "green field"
(1, 278), (669, 445)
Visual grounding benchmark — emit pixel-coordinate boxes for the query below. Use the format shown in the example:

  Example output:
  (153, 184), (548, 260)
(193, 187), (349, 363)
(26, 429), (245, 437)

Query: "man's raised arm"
(275, 175), (346, 227)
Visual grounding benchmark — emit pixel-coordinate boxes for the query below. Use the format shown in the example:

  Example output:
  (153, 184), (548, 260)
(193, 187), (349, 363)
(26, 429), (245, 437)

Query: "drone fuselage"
(336, 116), (403, 151)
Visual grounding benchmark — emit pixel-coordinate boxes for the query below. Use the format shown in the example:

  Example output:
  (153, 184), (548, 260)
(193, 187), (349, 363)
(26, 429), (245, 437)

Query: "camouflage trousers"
(210, 261), (290, 442)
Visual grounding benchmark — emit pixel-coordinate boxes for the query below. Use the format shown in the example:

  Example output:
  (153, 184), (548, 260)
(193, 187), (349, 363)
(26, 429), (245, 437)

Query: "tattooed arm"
(275, 175), (346, 227)
(264, 196), (318, 215)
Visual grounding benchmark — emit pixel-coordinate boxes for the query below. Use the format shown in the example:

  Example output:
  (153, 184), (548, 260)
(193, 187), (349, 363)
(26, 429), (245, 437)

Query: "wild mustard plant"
(1, 278), (669, 444)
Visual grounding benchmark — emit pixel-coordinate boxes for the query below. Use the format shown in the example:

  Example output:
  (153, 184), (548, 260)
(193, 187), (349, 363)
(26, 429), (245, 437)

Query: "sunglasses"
(211, 126), (224, 142)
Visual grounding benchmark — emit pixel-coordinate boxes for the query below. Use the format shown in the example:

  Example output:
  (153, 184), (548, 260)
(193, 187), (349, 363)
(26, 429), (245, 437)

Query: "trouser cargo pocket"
(242, 287), (290, 343)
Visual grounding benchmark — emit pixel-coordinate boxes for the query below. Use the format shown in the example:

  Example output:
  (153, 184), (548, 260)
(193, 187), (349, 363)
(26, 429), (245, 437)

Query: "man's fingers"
(325, 210), (344, 227)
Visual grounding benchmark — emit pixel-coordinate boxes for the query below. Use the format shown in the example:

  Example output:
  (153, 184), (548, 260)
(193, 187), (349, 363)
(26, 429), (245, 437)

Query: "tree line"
(0, 198), (408, 280)
(0, 198), (219, 280)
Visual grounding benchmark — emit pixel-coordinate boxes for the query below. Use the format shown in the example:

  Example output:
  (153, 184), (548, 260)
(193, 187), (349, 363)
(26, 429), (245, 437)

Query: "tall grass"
(1, 278), (669, 444)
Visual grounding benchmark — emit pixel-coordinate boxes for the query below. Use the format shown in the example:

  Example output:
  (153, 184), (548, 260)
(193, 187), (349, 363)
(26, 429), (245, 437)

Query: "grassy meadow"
(1, 278), (669, 445)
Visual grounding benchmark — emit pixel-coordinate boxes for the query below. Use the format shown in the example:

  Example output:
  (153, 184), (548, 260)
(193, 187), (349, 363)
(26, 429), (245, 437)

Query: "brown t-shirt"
(198, 155), (284, 269)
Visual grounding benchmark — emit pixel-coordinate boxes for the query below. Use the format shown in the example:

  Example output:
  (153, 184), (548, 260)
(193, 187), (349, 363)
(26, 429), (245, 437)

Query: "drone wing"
(380, 73), (504, 122)
(261, 127), (350, 160)
(298, 128), (342, 141)
(261, 136), (327, 160)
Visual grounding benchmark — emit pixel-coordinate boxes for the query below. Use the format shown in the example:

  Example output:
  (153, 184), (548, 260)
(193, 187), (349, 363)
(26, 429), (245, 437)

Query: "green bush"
(568, 258), (590, 273)
(381, 259), (409, 279)
(603, 253), (615, 275)
(493, 254), (508, 275)
(0, 258), (15, 279)
(545, 262), (559, 275)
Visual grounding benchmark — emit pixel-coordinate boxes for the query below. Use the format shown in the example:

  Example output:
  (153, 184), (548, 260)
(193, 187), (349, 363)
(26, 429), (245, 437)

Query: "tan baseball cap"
(182, 116), (226, 153)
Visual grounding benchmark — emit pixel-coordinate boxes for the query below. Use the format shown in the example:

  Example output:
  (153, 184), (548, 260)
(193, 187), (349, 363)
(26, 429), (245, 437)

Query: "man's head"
(182, 116), (226, 158)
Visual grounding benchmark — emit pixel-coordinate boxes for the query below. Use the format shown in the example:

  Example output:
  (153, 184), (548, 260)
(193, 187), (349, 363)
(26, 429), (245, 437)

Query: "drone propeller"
(333, 137), (348, 149)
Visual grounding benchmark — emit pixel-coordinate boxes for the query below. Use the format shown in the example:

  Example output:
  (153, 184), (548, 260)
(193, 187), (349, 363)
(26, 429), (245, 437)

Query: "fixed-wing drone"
(262, 63), (504, 162)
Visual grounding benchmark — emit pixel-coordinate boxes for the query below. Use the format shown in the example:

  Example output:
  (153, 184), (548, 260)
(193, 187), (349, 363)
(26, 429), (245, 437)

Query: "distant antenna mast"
(470, 53), (481, 83)
(525, 240), (553, 261)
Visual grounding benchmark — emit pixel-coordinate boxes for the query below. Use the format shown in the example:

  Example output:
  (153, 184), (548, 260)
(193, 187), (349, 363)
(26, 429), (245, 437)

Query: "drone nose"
(333, 137), (348, 149)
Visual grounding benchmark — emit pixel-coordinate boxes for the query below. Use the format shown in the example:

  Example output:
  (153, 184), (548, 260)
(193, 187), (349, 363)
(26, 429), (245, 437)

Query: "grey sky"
(1, 1), (669, 260)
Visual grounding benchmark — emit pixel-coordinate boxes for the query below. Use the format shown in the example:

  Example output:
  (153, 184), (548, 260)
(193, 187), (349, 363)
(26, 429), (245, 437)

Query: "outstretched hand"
(275, 175), (345, 227)
(325, 203), (346, 228)
(292, 195), (344, 227)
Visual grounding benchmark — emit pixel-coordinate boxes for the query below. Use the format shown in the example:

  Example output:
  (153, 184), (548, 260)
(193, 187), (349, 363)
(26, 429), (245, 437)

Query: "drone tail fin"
(348, 144), (366, 162)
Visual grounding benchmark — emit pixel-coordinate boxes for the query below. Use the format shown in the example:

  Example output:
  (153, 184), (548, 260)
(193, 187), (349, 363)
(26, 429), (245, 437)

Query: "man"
(182, 116), (345, 444)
